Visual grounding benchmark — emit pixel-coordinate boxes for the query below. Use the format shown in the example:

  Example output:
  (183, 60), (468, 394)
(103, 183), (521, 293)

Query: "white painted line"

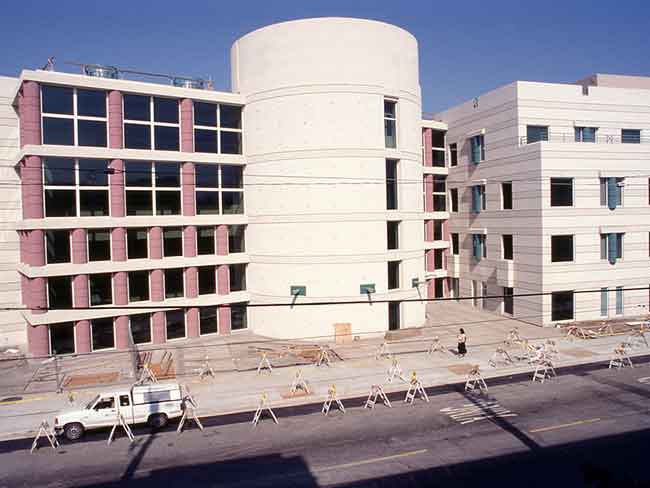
(530, 418), (600, 433)
(315, 449), (428, 472)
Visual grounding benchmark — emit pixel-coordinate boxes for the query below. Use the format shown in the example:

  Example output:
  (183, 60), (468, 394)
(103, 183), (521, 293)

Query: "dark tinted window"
(198, 266), (216, 295)
(91, 318), (115, 350)
(153, 97), (178, 123)
(166, 310), (185, 339)
(222, 192), (244, 214)
(50, 322), (75, 354)
(163, 228), (182, 257)
(77, 120), (107, 147)
(431, 130), (445, 148)
(164, 269), (184, 298)
(231, 303), (247, 330)
(220, 105), (242, 129)
(194, 102), (217, 126)
(550, 178), (573, 207)
(45, 230), (70, 264)
(130, 314), (151, 344)
(502, 182), (513, 210)
(128, 271), (149, 302)
(222, 165), (243, 188)
(197, 227), (215, 255)
(45, 190), (76, 217)
(199, 307), (218, 335)
(154, 125), (179, 151)
(124, 123), (151, 149)
(127, 228), (148, 259)
(195, 164), (218, 187)
(48, 276), (72, 309)
(43, 117), (74, 145)
(43, 158), (75, 186)
(622, 129), (641, 144)
(386, 159), (398, 210)
(450, 143), (458, 166)
(551, 235), (574, 262)
(78, 159), (108, 186)
(155, 163), (180, 187)
(387, 221), (399, 250)
(89, 273), (112, 306)
(77, 89), (106, 117)
(388, 261), (400, 289)
(123, 94), (150, 121)
(194, 129), (218, 153)
(79, 190), (109, 216)
(42, 85), (73, 115)
(503, 235), (513, 260)
(126, 191), (153, 215)
(156, 191), (181, 215)
(452, 233), (459, 255)
(125, 161), (151, 187)
(527, 125), (549, 143)
(88, 229), (111, 261)
(196, 191), (219, 214)
(229, 264), (247, 292)
(220, 131), (241, 154)
(228, 225), (245, 253)
(552, 291), (574, 321)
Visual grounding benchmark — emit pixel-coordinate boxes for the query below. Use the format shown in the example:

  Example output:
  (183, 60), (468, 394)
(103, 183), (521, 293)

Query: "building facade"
(0, 17), (648, 355)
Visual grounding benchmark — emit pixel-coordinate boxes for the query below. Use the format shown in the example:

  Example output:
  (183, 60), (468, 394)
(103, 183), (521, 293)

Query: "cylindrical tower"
(232, 17), (425, 338)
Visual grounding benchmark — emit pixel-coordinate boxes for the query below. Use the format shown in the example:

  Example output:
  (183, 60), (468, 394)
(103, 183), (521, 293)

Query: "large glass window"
(125, 161), (180, 216)
(45, 230), (70, 264)
(166, 310), (185, 340)
(433, 176), (447, 211)
(386, 159), (398, 210)
(48, 276), (72, 309)
(621, 129), (641, 144)
(198, 266), (216, 295)
(128, 271), (149, 302)
(231, 303), (248, 330)
(600, 233), (624, 264)
(502, 235), (513, 260)
(551, 235), (574, 262)
(228, 225), (246, 253)
(89, 273), (112, 306)
(550, 178), (573, 207)
(599, 177), (624, 209)
(501, 182), (513, 210)
(91, 318), (115, 350)
(551, 291), (574, 321)
(43, 158), (109, 217)
(387, 261), (400, 289)
(129, 313), (151, 344)
(193, 102), (243, 154)
(197, 226), (215, 255)
(199, 307), (218, 335)
(164, 268), (184, 298)
(49, 322), (75, 355)
(471, 185), (486, 213)
(87, 229), (111, 261)
(472, 234), (487, 260)
(229, 264), (247, 292)
(41, 85), (107, 147)
(384, 99), (397, 148)
(431, 130), (445, 167)
(127, 228), (148, 259)
(470, 135), (485, 163)
(195, 164), (244, 215)
(526, 125), (549, 143)
(124, 95), (179, 150)
(387, 221), (399, 250)
(163, 227), (183, 257)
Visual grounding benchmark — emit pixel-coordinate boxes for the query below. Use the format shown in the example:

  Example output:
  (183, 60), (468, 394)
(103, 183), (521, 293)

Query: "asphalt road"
(2, 363), (650, 488)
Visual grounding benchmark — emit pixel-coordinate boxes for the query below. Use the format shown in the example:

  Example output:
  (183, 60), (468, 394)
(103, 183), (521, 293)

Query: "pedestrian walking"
(457, 328), (467, 357)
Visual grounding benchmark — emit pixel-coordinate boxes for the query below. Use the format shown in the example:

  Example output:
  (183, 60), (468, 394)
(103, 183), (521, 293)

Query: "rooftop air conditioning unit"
(83, 64), (119, 79)
(172, 77), (207, 89)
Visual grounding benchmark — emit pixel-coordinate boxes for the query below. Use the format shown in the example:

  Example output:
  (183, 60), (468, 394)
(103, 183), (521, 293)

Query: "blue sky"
(1, 0), (648, 112)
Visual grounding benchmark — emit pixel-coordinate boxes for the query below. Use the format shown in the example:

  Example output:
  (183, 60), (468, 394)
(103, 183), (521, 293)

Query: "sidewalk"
(1, 302), (648, 441)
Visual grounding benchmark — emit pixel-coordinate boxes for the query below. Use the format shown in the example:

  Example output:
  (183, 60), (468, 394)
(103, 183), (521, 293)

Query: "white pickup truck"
(54, 382), (184, 441)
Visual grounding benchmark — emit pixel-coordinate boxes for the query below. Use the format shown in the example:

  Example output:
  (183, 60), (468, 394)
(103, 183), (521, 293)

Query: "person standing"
(457, 328), (467, 357)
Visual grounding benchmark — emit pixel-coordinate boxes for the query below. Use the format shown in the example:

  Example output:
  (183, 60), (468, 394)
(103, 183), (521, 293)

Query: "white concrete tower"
(232, 17), (425, 338)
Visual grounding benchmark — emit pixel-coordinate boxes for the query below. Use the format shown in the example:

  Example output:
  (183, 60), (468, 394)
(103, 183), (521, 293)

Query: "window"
(450, 188), (458, 212)
(600, 233), (624, 264)
(195, 164), (244, 215)
(198, 266), (216, 295)
(48, 276), (72, 309)
(621, 129), (641, 144)
(384, 99), (397, 148)
(575, 127), (597, 142)
(386, 159), (398, 210)
(89, 273), (112, 306)
(125, 161), (181, 215)
(45, 230), (70, 264)
(129, 314), (151, 344)
(388, 301), (400, 331)
(230, 264), (247, 292)
(49, 322), (75, 355)
(387, 261), (400, 289)
(472, 234), (486, 260)
(600, 177), (624, 209)
(433, 176), (447, 211)
(451, 233), (459, 255)
(231, 303), (248, 330)
(87, 229), (110, 261)
(502, 235), (513, 260)
(600, 288), (609, 317)
(163, 227), (183, 257)
(228, 225), (246, 253)
(431, 130), (445, 167)
(199, 307), (218, 335)
(503, 287), (514, 315)
(551, 235), (573, 262)
(434, 249), (444, 270)
(91, 317), (114, 350)
(551, 291), (574, 321)
(470, 134), (484, 163)
(501, 182), (512, 210)
(550, 178), (573, 207)
(387, 221), (399, 250)
(432, 150), (445, 167)
(194, 102), (243, 154)
(128, 271), (149, 302)
(471, 185), (486, 213)
(449, 143), (458, 167)
(615, 286), (624, 315)
(164, 269), (184, 298)
(165, 310), (185, 340)
(124, 95), (179, 150)
(197, 227), (215, 255)
(433, 220), (443, 241)
(43, 158), (109, 217)
(434, 278), (444, 298)
(127, 228), (148, 259)
(451, 278), (460, 299)
(41, 85), (107, 147)
(526, 125), (548, 143)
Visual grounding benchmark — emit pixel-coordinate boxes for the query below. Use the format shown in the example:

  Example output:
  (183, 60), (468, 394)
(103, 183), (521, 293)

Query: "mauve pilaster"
(182, 162), (196, 216)
(186, 308), (199, 338)
(71, 228), (87, 264)
(27, 324), (50, 356)
(73, 275), (89, 308)
(152, 312), (166, 344)
(21, 156), (44, 219)
(75, 320), (91, 353)
(216, 225), (229, 255)
(20, 81), (41, 147)
(217, 265), (230, 295)
(108, 91), (123, 149)
(218, 306), (231, 335)
(422, 128), (432, 167)
(185, 267), (198, 298)
(111, 227), (127, 261)
(149, 227), (162, 259)
(424, 175), (433, 212)
(180, 99), (194, 153)
(114, 316), (130, 350)
(150, 269), (164, 302)
(109, 159), (125, 217)
(183, 226), (197, 257)
(114, 272), (128, 306)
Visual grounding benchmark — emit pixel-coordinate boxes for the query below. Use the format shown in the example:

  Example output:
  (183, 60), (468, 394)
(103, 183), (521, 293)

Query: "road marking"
(0, 396), (45, 406)
(530, 418), (600, 433)
(441, 400), (517, 425)
(315, 449), (428, 472)
(637, 376), (650, 385)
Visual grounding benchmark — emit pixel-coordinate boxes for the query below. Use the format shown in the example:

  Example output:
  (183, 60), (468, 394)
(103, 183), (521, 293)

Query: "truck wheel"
(64, 423), (84, 441)
(148, 413), (168, 429)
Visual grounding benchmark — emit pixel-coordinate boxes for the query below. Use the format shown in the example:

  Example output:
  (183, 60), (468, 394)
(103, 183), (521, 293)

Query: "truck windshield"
(85, 395), (99, 410)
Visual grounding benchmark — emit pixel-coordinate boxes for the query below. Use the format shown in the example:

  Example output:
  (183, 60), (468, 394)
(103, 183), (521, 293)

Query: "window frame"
(551, 235), (574, 263)
(123, 95), (180, 151)
(193, 102), (243, 154)
(45, 229), (71, 264)
(449, 143), (458, 167)
(502, 234), (513, 260)
(501, 182), (513, 210)
(550, 177), (574, 207)
(87, 228), (112, 262)
(128, 270), (150, 303)
(90, 317), (116, 351)
(384, 99), (397, 149)
(195, 164), (244, 215)
(387, 260), (400, 290)
(551, 290), (574, 321)
(124, 161), (181, 216)
(89, 273), (113, 307)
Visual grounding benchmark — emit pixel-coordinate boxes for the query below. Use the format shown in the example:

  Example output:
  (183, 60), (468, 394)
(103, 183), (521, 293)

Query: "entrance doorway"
(388, 302), (401, 331)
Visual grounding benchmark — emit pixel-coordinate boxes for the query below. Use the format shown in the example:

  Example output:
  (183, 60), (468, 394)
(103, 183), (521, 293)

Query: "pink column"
(111, 227), (126, 261)
(182, 162), (195, 216)
(75, 320), (91, 353)
(21, 156), (44, 219)
(19, 81), (41, 147)
(114, 272), (127, 305)
(422, 128), (432, 167)
(180, 99), (194, 153)
(71, 229), (87, 264)
(443, 278), (450, 298)
(186, 308), (199, 338)
(424, 175), (433, 212)
(183, 226), (197, 257)
(152, 311), (166, 344)
(109, 159), (125, 217)
(427, 280), (435, 299)
(114, 316), (129, 350)
(27, 324), (50, 356)
(21, 229), (45, 266)
(216, 225), (229, 255)
(217, 265), (230, 295)
(23, 275), (47, 314)
(149, 227), (162, 259)
(73, 275), (89, 308)
(150, 269), (164, 301)
(108, 91), (123, 149)
(218, 306), (231, 335)
(425, 250), (435, 272)
(425, 220), (434, 242)
(185, 267), (198, 298)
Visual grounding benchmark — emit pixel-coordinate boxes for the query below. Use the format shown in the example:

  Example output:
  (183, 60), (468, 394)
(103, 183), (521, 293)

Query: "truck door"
(87, 396), (118, 427)
(118, 394), (133, 424)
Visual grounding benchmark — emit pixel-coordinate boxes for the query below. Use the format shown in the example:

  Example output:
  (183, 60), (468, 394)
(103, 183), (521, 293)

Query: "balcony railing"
(519, 133), (649, 145)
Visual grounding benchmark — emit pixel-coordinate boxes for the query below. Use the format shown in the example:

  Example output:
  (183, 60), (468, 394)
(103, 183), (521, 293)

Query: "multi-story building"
(0, 17), (647, 355)
(439, 75), (650, 325)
